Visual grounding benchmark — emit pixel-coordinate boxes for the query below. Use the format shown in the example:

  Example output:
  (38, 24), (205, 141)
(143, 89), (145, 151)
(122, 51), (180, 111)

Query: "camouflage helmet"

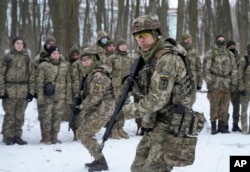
(80, 47), (100, 61)
(131, 15), (161, 35)
(97, 31), (109, 42)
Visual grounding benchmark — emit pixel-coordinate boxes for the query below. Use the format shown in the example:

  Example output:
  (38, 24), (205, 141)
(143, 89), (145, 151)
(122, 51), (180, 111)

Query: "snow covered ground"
(0, 83), (250, 172)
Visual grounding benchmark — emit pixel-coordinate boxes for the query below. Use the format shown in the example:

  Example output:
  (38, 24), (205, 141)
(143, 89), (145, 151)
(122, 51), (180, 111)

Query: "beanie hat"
(48, 46), (60, 56)
(116, 39), (127, 50)
(69, 46), (80, 55)
(105, 40), (115, 47)
(216, 34), (225, 40)
(181, 33), (192, 42)
(12, 37), (24, 45)
(226, 40), (236, 48)
(45, 36), (56, 44)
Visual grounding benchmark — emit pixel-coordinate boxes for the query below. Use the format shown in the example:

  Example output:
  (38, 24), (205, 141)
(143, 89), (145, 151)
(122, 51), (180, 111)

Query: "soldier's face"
(71, 52), (79, 60)
(134, 32), (156, 51)
(82, 56), (93, 67)
(118, 44), (127, 52)
(107, 44), (115, 53)
(50, 51), (60, 60)
(46, 42), (56, 49)
(14, 40), (24, 51)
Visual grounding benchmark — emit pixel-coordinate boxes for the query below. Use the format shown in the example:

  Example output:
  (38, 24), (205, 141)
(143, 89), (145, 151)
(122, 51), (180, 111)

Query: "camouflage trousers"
(39, 99), (65, 134)
(230, 91), (240, 126)
(131, 122), (173, 172)
(240, 93), (250, 133)
(1, 98), (28, 138)
(207, 88), (230, 122)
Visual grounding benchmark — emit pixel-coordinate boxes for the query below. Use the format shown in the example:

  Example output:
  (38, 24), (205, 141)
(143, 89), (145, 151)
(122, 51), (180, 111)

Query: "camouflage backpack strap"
(155, 47), (174, 59)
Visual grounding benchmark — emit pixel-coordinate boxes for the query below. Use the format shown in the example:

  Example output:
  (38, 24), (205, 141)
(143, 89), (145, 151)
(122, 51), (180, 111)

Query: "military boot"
(14, 137), (27, 145)
(51, 132), (62, 144)
(111, 129), (122, 139)
(5, 137), (15, 145)
(211, 121), (218, 135)
(85, 160), (98, 168)
(118, 129), (129, 139)
(218, 120), (230, 133)
(87, 157), (108, 172)
(40, 132), (51, 144)
(232, 124), (242, 132)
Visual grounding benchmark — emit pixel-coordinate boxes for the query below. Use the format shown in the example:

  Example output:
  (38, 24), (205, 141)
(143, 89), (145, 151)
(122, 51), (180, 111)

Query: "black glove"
(73, 108), (81, 115)
(240, 90), (246, 96)
(0, 93), (9, 99)
(175, 104), (185, 114)
(33, 93), (37, 99)
(26, 93), (34, 102)
(74, 96), (82, 106)
(197, 86), (202, 90)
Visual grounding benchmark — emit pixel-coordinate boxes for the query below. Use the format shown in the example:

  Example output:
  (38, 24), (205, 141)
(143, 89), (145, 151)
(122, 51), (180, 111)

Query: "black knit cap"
(226, 40), (236, 48)
(48, 45), (60, 56)
(12, 36), (24, 45)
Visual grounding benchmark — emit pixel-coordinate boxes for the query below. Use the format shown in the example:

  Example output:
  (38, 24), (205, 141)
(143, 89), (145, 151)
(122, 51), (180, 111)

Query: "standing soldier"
(105, 40), (116, 57)
(36, 46), (72, 144)
(226, 40), (241, 132)
(238, 43), (250, 134)
(107, 39), (132, 139)
(203, 35), (237, 134)
(119, 15), (201, 172)
(181, 33), (203, 106)
(75, 48), (115, 172)
(0, 37), (35, 145)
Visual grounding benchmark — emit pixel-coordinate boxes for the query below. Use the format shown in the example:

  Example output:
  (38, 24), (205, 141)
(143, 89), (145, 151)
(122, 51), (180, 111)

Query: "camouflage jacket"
(0, 48), (35, 98)
(186, 48), (203, 88)
(203, 44), (237, 90)
(70, 59), (84, 96)
(36, 58), (72, 105)
(122, 38), (187, 120)
(107, 51), (132, 99)
(238, 55), (250, 92)
(79, 65), (115, 115)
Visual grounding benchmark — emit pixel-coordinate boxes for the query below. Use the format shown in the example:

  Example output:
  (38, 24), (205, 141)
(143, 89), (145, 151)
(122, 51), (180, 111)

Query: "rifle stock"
(68, 76), (86, 131)
(98, 56), (144, 153)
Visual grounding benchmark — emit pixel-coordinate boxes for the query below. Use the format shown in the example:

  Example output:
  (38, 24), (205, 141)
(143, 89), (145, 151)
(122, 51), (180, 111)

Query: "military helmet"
(97, 31), (109, 41)
(81, 47), (100, 61)
(131, 15), (161, 35)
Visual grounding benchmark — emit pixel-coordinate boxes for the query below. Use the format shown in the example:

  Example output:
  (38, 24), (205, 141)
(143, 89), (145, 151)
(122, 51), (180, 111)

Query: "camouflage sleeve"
(36, 64), (46, 104)
(203, 51), (212, 86)
(0, 55), (7, 95)
(28, 56), (35, 95)
(65, 66), (72, 104)
(70, 61), (81, 96)
(80, 72), (111, 112)
(106, 55), (113, 67)
(123, 54), (186, 119)
(230, 53), (238, 87)
(238, 57), (245, 91)
(196, 53), (203, 87)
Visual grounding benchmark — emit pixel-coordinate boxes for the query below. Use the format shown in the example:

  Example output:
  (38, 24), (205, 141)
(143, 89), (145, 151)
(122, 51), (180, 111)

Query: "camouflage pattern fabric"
(36, 58), (72, 135)
(77, 65), (115, 160)
(122, 38), (198, 170)
(70, 59), (84, 96)
(238, 55), (250, 133)
(0, 48), (34, 139)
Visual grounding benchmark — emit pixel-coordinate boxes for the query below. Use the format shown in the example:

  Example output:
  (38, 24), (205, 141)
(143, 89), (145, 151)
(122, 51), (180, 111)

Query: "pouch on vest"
(43, 82), (55, 96)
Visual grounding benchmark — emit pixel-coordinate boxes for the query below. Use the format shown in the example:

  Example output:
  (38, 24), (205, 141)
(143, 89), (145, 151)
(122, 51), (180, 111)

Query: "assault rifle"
(98, 56), (144, 153)
(68, 76), (86, 131)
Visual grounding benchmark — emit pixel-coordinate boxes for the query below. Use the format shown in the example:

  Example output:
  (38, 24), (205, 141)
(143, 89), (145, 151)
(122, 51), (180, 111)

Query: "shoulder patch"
(159, 71), (170, 90)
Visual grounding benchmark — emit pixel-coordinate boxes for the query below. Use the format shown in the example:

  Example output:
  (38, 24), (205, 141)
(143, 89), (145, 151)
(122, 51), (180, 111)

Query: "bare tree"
(0, 1), (8, 53)
(238, 0), (248, 55)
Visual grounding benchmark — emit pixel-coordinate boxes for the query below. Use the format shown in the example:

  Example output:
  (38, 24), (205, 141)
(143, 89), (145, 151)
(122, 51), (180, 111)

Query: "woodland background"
(0, 0), (249, 59)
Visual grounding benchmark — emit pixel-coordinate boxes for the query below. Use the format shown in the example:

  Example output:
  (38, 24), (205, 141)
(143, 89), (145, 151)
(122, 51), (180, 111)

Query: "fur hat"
(12, 37), (24, 45)
(48, 46), (60, 56)
(226, 40), (236, 48)
(181, 33), (192, 42)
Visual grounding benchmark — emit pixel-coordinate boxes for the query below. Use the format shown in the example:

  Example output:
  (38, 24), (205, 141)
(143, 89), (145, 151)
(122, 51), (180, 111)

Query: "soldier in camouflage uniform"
(76, 48), (115, 172)
(105, 40), (116, 57)
(203, 35), (237, 134)
(90, 30), (110, 64)
(107, 39), (132, 139)
(238, 43), (250, 134)
(181, 33), (203, 106)
(226, 40), (242, 132)
(36, 46), (72, 144)
(68, 45), (80, 65)
(0, 37), (35, 145)
(119, 15), (200, 172)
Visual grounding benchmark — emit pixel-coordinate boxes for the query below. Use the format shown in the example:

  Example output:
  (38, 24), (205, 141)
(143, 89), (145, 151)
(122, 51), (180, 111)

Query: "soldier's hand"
(0, 93), (9, 99)
(26, 93), (34, 102)
(240, 90), (246, 96)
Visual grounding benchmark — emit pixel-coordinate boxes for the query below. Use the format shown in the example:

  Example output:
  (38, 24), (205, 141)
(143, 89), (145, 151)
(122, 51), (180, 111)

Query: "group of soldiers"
(0, 14), (250, 172)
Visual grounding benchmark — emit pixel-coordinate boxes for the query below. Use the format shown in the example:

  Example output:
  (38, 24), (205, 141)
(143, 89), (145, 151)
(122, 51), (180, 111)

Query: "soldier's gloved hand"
(74, 96), (82, 106)
(175, 104), (185, 114)
(26, 93), (34, 102)
(115, 109), (124, 121)
(197, 86), (202, 90)
(33, 93), (37, 99)
(240, 90), (246, 96)
(73, 108), (81, 116)
(0, 93), (9, 99)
